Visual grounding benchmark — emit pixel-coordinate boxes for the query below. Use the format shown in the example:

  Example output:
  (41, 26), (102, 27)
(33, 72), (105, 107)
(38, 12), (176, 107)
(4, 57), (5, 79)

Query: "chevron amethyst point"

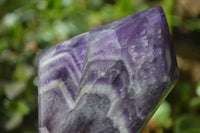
(38, 6), (178, 133)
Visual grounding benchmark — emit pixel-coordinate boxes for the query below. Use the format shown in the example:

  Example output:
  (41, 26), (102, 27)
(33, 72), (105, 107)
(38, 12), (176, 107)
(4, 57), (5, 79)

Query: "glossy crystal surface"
(38, 6), (178, 133)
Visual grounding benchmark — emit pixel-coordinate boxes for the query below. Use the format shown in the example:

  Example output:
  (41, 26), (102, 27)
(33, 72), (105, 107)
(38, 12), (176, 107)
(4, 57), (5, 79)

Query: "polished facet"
(38, 6), (178, 133)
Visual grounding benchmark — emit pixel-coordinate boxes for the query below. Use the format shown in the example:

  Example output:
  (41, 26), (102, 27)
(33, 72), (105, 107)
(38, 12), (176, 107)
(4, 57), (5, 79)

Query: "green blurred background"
(0, 0), (200, 133)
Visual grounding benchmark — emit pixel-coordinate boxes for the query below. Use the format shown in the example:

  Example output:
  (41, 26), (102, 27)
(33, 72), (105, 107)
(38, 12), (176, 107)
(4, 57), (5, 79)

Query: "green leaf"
(4, 13), (19, 28)
(0, 38), (9, 52)
(17, 101), (30, 115)
(4, 81), (26, 99)
(196, 83), (200, 97)
(189, 97), (200, 109)
(5, 112), (23, 131)
(174, 115), (200, 133)
(115, 0), (135, 18)
(13, 64), (35, 81)
(152, 101), (171, 125)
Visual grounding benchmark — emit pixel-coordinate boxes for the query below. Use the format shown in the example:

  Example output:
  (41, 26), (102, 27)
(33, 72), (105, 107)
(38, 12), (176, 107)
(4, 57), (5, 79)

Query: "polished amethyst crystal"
(38, 6), (178, 133)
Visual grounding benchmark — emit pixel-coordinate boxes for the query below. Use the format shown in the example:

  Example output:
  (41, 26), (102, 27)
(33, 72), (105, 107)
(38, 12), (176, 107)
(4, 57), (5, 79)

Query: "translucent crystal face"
(38, 6), (178, 133)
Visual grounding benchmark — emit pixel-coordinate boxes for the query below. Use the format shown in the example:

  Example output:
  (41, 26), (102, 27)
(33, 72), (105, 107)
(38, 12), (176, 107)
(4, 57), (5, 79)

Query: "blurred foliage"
(0, 0), (200, 133)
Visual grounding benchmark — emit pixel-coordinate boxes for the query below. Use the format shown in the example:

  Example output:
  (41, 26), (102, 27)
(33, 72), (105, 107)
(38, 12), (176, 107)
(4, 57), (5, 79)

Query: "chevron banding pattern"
(38, 6), (178, 133)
